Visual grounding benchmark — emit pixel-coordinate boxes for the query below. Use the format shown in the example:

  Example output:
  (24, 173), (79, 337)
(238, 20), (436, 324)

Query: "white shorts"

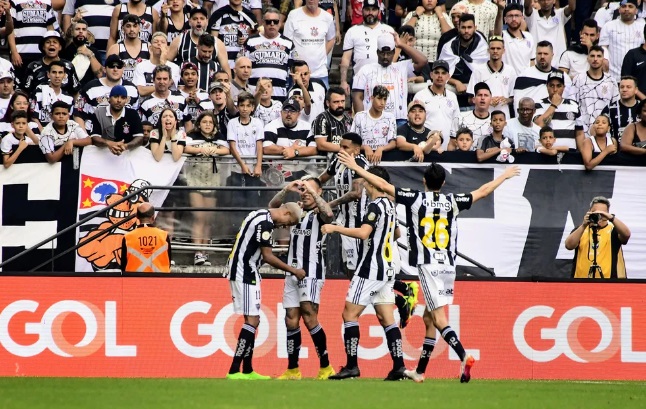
(418, 263), (456, 310)
(341, 235), (360, 271)
(229, 281), (261, 316)
(345, 276), (395, 306)
(283, 275), (324, 308)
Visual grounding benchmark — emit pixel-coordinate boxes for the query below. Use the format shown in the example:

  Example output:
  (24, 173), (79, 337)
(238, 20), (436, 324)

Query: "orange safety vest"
(123, 226), (171, 273)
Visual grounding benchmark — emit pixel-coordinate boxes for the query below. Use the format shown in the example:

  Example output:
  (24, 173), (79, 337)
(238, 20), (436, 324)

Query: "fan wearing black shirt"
(395, 100), (443, 162)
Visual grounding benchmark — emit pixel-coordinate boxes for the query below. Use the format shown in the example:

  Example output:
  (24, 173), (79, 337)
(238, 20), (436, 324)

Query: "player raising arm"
(337, 150), (519, 383)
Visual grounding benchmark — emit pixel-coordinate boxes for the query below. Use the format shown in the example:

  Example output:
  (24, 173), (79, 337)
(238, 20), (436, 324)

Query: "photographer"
(565, 196), (631, 279)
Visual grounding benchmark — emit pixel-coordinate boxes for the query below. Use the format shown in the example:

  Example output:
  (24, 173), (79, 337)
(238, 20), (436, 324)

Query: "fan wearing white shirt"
(39, 100), (91, 163)
(133, 32), (181, 97)
(523, 0), (575, 67)
(352, 33), (428, 124)
(340, 0), (395, 95)
(350, 85), (397, 164)
(501, 3), (535, 76)
(283, 0), (336, 87)
(503, 97), (541, 151)
(599, 0), (646, 80)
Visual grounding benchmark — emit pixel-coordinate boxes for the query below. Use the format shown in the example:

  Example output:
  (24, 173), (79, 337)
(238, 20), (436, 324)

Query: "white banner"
(74, 146), (185, 272)
(387, 163), (646, 279)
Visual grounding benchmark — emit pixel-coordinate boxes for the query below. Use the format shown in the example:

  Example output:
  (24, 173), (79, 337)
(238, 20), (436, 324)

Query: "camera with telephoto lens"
(589, 213), (601, 225)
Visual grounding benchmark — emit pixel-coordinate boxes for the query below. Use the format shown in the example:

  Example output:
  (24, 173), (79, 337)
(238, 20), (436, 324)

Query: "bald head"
(136, 203), (155, 223)
(234, 56), (252, 82)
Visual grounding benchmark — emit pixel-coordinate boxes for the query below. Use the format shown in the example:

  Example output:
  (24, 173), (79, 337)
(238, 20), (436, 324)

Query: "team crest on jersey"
(552, 17), (559, 24)
(311, 27), (319, 37)
(122, 122), (130, 135)
(503, 77), (509, 86)
(602, 85), (608, 95)
(367, 212), (376, 221)
(566, 112), (575, 120)
(261, 231), (271, 241)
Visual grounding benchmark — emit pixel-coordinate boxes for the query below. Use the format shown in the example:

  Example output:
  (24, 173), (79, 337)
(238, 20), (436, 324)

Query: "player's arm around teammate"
(269, 178), (336, 380)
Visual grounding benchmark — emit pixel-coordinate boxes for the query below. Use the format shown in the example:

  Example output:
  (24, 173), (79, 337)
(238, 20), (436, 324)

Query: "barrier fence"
(0, 276), (643, 380)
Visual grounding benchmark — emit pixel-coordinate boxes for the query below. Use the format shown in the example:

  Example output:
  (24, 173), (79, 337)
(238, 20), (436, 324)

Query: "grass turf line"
(0, 378), (644, 409)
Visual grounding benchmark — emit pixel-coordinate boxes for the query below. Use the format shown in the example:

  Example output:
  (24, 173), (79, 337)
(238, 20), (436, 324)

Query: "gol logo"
(513, 306), (622, 363)
(0, 300), (136, 358)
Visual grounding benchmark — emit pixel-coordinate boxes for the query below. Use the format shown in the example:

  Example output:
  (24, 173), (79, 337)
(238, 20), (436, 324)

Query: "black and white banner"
(0, 147), (79, 272)
(385, 163), (646, 279)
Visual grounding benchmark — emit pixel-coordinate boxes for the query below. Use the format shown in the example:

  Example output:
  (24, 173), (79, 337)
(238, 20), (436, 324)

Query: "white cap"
(377, 35), (396, 51)
(0, 71), (13, 81)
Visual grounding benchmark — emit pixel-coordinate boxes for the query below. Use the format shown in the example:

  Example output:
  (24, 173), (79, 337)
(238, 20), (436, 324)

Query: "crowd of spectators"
(2, 0), (646, 264)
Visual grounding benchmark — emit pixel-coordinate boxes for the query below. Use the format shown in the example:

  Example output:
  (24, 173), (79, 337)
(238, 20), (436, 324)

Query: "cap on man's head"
(408, 100), (426, 112)
(377, 35), (396, 52)
(0, 71), (13, 81)
(547, 70), (566, 84)
(181, 62), (198, 73)
(39, 30), (64, 53)
(109, 85), (128, 98)
(282, 97), (300, 112)
(432, 60), (450, 72)
(209, 81), (225, 93)
(363, 0), (379, 9)
(473, 82), (491, 95)
(105, 54), (125, 68)
(621, 0), (639, 7)
(450, 3), (469, 15)
(122, 14), (141, 25)
(189, 6), (209, 18)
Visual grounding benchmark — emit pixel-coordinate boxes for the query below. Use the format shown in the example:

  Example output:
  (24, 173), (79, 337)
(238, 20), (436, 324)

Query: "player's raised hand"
(338, 150), (359, 169)
(502, 165), (521, 179)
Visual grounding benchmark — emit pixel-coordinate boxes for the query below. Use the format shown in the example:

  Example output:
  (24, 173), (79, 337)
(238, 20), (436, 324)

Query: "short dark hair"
(503, 3), (523, 17)
(198, 33), (215, 48)
(367, 166), (390, 191)
(10, 110), (28, 122)
(51, 100), (71, 113)
(455, 127), (473, 139)
(372, 85), (390, 99)
(398, 25), (415, 37)
(491, 110), (506, 119)
(423, 163), (446, 191)
(342, 132), (362, 146)
(291, 60), (309, 73)
(638, 98), (646, 113)
(537, 40), (553, 50)
(589, 196), (610, 210)
(237, 91), (255, 106)
(137, 205), (155, 220)
(621, 75), (638, 86)
(582, 18), (599, 32)
(142, 121), (153, 127)
(153, 65), (172, 79)
(539, 126), (554, 137)
(326, 86), (346, 100)
(49, 60), (66, 71)
(459, 13), (475, 25)
(588, 45), (604, 55)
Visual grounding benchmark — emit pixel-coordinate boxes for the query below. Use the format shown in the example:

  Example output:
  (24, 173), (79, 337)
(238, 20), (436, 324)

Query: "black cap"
(473, 82), (491, 95)
(282, 97), (300, 112)
(189, 6), (208, 18)
(363, 0), (379, 9)
(432, 60), (450, 72)
(104, 54), (124, 68)
(547, 70), (566, 84)
(621, 0), (639, 7)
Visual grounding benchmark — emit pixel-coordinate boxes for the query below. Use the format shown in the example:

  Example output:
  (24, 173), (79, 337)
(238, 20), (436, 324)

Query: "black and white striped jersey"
(534, 97), (583, 150)
(356, 197), (399, 281)
(245, 34), (295, 101)
(74, 79), (140, 122)
(138, 91), (191, 127)
(116, 4), (155, 43)
(325, 154), (370, 229)
(287, 209), (326, 279)
(395, 188), (473, 266)
(10, 0), (56, 62)
(209, 5), (257, 70)
(117, 42), (151, 83)
(227, 209), (274, 284)
(166, 13), (190, 44)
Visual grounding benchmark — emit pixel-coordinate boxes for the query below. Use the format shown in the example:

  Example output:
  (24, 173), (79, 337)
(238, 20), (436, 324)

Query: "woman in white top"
(582, 114), (618, 171)
(149, 108), (187, 162)
(402, 0), (453, 62)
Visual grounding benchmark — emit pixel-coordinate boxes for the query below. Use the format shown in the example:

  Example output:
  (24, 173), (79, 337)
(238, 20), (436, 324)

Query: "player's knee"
(300, 309), (319, 329)
(423, 312), (434, 328)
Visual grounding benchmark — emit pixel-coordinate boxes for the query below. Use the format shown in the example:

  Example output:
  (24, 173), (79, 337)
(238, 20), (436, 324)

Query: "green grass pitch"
(0, 378), (645, 409)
